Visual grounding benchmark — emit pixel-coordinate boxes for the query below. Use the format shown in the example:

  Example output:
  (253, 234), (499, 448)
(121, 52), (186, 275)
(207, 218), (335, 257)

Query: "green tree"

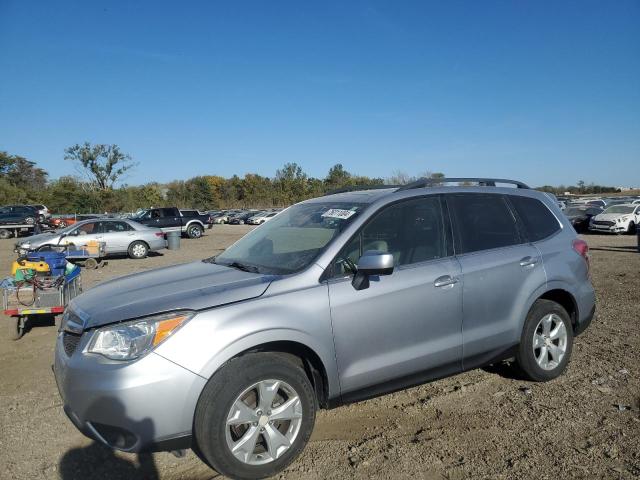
(64, 143), (136, 190)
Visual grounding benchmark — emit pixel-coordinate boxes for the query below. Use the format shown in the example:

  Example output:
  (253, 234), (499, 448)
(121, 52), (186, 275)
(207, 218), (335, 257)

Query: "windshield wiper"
(226, 261), (261, 273)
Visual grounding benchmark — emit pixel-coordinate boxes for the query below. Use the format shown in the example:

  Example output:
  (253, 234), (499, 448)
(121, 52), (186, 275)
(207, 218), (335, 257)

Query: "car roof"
(306, 184), (548, 206)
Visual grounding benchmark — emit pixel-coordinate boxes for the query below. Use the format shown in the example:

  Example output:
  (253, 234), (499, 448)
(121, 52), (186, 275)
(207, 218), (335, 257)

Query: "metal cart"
(2, 275), (82, 340)
(33, 242), (107, 269)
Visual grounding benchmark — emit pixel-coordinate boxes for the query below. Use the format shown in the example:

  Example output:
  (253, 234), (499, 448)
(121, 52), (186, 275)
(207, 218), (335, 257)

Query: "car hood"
(593, 213), (628, 221)
(16, 232), (60, 247)
(69, 261), (274, 329)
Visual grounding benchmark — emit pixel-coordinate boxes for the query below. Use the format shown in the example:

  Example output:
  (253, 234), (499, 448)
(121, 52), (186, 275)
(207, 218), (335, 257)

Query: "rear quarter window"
(509, 195), (561, 242)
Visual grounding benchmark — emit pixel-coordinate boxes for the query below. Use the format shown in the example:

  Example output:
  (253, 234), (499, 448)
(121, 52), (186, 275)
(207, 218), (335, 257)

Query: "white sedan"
(589, 204), (640, 234)
(246, 211), (279, 225)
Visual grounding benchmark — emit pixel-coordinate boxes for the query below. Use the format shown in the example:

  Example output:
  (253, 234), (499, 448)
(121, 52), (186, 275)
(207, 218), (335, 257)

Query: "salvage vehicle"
(132, 207), (209, 238)
(589, 204), (640, 234)
(563, 206), (603, 233)
(54, 178), (595, 480)
(16, 218), (166, 259)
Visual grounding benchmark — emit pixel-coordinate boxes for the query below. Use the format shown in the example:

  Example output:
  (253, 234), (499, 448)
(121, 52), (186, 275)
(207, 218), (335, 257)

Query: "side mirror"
(352, 250), (394, 291)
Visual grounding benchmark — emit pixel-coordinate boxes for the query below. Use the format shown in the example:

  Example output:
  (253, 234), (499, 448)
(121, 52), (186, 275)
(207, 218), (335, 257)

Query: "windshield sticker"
(322, 208), (357, 220)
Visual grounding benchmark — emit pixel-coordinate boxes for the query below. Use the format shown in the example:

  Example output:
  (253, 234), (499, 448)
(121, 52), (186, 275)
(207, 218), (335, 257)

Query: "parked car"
(210, 211), (231, 224)
(54, 178), (595, 479)
(563, 206), (603, 233)
(589, 204), (640, 234)
(132, 207), (209, 238)
(228, 211), (258, 225)
(30, 204), (51, 220)
(15, 218), (167, 258)
(0, 205), (39, 225)
(247, 211), (279, 225)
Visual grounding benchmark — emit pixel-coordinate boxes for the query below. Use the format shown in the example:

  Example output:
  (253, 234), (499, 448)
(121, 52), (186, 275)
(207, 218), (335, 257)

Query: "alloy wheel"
(225, 379), (303, 466)
(533, 313), (567, 370)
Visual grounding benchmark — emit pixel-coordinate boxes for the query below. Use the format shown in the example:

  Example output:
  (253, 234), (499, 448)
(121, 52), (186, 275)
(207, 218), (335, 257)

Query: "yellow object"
(152, 315), (190, 346)
(11, 260), (50, 276)
(86, 241), (101, 255)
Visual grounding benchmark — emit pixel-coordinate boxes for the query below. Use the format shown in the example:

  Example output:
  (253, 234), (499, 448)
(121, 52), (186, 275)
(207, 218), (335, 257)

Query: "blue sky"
(1, 0), (639, 187)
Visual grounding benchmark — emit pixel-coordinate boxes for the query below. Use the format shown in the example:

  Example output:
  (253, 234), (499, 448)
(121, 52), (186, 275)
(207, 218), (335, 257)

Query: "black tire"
(516, 299), (574, 382)
(628, 222), (636, 235)
(13, 316), (29, 340)
(0, 229), (12, 240)
(187, 224), (203, 239)
(128, 241), (149, 259)
(84, 257), (98, 269)
(194, 353), (317, 480)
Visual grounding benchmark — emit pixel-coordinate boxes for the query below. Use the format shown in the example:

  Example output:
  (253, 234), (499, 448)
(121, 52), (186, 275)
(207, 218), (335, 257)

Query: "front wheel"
(516, 299), (574, 382)
(627, 222), (636, 235)
(128, 241), (149, 259)
(194, 353), (316, 480)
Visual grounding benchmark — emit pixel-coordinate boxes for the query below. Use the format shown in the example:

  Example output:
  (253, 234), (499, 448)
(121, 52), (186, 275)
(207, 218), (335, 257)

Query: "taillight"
(154, 232), (164, 238)
(572, 238), (590, 275)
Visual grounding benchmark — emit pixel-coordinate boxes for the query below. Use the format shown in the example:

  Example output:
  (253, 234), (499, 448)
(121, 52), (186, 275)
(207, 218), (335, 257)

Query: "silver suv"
(54, 178), (595, 480)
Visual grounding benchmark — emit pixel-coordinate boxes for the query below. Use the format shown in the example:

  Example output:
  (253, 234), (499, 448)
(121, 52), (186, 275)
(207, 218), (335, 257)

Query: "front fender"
(154, 282), (340, 400)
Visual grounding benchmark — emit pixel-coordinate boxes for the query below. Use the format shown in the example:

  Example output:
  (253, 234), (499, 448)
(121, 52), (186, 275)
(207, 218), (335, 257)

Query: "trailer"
(2, 275), (81, 339)
(0, 223), (36, 239)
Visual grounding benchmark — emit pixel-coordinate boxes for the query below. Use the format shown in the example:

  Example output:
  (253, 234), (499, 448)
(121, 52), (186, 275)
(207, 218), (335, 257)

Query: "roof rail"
(397, 177), (530, 191)
(327, 184), (401, 195)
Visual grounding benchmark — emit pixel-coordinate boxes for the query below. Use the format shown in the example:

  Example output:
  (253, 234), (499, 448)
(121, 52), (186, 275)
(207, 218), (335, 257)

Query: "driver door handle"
(434, 275), (458, 288)
(519, 256), (539, 268)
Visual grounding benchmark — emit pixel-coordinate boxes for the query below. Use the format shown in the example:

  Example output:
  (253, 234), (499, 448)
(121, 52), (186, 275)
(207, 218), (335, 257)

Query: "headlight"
(619, 216), (628, 222)
(87, 311), (194, 361)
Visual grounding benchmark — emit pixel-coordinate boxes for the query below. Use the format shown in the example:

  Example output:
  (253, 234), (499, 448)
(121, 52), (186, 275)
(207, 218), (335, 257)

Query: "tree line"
(1, 144), (623, 214)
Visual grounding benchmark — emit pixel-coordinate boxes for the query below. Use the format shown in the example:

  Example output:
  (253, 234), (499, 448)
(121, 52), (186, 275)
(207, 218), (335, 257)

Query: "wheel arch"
(233, 341), (330, 409)
(532, 288), (579, 332)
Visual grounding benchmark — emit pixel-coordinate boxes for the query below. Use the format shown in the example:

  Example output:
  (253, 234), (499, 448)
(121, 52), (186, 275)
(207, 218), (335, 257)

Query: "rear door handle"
(434, 275), (458, 288)
(519, 256), (539, 267)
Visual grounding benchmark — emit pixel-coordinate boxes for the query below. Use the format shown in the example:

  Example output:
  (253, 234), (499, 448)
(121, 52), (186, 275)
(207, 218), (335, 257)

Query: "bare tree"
(64, 142), (136, 190)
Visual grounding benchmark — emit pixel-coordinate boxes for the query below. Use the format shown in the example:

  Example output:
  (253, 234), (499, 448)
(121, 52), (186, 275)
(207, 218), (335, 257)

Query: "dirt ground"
(0, 226), (638, 480)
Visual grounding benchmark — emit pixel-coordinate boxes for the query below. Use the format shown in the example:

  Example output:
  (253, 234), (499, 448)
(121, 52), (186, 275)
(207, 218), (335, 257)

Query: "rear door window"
(447, 193), (521, 254)
(508, 195), (561, 242)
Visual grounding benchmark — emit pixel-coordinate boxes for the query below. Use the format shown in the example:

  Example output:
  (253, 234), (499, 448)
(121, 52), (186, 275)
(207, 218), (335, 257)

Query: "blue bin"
(27, 251), (67, 276)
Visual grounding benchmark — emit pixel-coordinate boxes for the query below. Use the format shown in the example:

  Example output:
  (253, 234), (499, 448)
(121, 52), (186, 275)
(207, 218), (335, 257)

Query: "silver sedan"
(15, 218), (167, 259)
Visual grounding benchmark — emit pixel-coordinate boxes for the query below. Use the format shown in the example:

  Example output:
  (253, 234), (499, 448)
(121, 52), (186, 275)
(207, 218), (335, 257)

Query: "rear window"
(509, 195), (561, 242)
(181, 210), (199, 217)
(447, 193), (521, 254)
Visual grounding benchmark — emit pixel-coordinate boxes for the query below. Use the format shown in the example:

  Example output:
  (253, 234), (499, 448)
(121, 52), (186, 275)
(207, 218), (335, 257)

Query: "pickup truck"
(131, 207), (210, 238)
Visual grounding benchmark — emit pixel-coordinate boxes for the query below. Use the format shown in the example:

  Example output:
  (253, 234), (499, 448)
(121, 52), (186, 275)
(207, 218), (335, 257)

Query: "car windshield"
(604, 206), (634, 214)
(564, 208), (586, 216)
(602, 205), (633, 214)
(213, 202), (366, 274)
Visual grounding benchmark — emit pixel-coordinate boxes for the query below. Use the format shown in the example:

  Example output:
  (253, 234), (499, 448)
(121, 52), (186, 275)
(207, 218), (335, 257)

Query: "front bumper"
(589, 224), (627, 233)
(53, 331), (207, 452)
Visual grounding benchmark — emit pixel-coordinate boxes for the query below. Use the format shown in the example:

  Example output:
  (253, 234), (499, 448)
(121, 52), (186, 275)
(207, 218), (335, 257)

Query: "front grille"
(593, 220), (614, 226)
(63, 332), (81, 357)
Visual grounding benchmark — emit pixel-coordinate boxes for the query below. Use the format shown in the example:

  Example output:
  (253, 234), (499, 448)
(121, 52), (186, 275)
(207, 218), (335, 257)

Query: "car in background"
(15, 218), (167, 259)
(589, 204), (640, 234)
(210, 211), (231, 224)
(49, 214), (103, 229)
(247, 210), (279, 225)
(228, 210), (258, 225)
(30, 204), (51, 220)
(132, 207), (208, 238)
(563, 205), (603, 233)
(0, 205), (39, 225)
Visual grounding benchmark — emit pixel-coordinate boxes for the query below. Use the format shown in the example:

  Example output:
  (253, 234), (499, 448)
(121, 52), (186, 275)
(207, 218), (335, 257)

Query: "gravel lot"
(0, 226), (638, 479)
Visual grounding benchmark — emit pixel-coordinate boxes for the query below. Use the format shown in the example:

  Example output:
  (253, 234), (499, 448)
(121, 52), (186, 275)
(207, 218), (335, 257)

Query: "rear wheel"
(0, 229), (12, 239)
(194, 353), (316, 480)
(516, 299), (573, 382)
(13, 316), (29, 340)
(187, 224), (203, 238)
(24, 217), (35, 225)
(128, 241), (149, 259)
